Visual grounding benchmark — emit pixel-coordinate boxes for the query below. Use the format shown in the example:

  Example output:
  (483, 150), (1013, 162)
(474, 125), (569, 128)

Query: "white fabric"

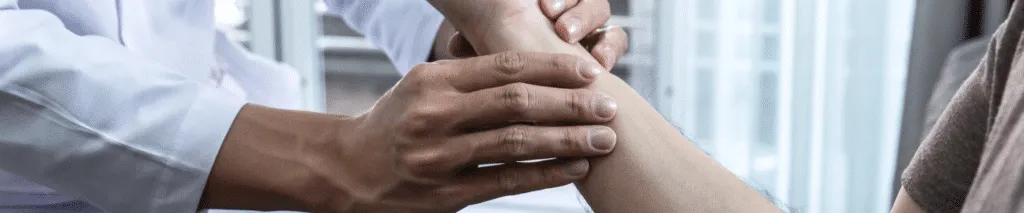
(0, 0), (442, 211)
(0, 0), (587, 212)
(323, 0), (445, 74)
(0, 1), (246, 212)
(0, 0), (443, 212)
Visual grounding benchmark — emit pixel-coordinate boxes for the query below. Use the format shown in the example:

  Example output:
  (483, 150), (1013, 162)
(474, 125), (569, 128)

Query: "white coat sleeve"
(214, 30), (303, 110)
(323, 0), (445, 74)
(0, 4), (245, 213)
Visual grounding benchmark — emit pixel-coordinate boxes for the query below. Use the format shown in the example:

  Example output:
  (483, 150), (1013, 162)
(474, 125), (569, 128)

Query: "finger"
(440, 52), (604, 92)
(540, 0), (580, 19)
(454, 83), (617, 128)
(447, 32), (478, 58)
(452, 159), (590, 206)
(454, 125), (615, 164)
(555, 0), (611, 43)
(398, 147), (475, 179)
(581, 26), (628, 69)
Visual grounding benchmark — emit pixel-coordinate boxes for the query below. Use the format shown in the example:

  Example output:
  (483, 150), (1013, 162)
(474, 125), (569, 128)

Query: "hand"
(309, 52), (618, 212)
(434, 0), (628, 69)
(541, 0), (629, 69)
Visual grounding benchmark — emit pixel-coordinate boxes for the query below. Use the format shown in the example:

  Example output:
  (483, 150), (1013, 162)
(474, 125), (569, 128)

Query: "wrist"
(290, 113), (363, 213)
(427, 0), (533, 46)
(441, 2), (594, 62)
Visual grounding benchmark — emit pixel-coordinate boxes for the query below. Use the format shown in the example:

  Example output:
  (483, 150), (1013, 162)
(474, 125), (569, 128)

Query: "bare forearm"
(430, 3), (779, 212)
(577, 77), (778, 212)
(891, 187), (926, 213)
(200, 105), (353, 212)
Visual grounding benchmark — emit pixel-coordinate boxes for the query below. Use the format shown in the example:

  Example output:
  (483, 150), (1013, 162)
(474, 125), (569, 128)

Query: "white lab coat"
(0, 0), (586, 212)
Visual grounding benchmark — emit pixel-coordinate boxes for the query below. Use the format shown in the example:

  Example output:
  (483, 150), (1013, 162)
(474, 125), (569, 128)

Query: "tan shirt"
(903, 0), (1024, 212)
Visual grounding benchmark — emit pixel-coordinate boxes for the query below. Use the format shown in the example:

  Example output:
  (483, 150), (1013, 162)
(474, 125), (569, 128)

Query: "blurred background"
(215, 0), (1009, 212)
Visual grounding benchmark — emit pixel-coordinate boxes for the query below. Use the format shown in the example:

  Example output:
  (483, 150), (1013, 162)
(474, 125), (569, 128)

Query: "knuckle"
(494, 52), (526, 76)
(432, 187), (465, 206)
(401, 64), (435, 89)
(551, 54), (582, 75)
(401, 107), (446, 135)
(434, 186), (462, 199)
(562, 127), (586, 151)
(501, 126), (529, 158)
(406, 63), (436, 79)
(542, 163), (568, 185)
(497, 168), (521, 193)
(400, 117), (431, 136)
(502, 83), (533, 114)
(566, 89), (589, 118)
(401, 151), (447, 176)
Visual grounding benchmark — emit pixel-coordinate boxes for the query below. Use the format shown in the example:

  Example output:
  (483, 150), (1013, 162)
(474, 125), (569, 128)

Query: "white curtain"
(656, 0), (916, 212)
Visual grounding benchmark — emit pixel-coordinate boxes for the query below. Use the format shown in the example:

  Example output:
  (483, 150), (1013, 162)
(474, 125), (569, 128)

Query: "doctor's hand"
(331, 51), (618, 212)
(433, 0), (627, 69)
(201, 52), (617, 213)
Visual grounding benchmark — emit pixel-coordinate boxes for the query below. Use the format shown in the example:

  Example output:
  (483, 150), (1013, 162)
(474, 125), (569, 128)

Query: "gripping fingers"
(453, 159), (590, 206)
(452, 83), (618, 128)
(453, 125), (616, 164)
(582, 26), (628, 69)
(551, 0), (611, 43)
(440, 52), (604, 92)
(540, 0), (581, 18)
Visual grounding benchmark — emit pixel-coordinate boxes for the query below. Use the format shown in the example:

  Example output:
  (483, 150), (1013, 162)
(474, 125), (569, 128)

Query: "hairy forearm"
(430, 2), (779, 212)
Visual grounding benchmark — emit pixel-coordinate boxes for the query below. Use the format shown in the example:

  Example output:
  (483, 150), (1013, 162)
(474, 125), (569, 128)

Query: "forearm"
(200, 105), (353, 212)
(429, 20), (459, 61)
(891, 187), (926, 213)
(578, 77), (778, 212)
(430, 3), (778, 212)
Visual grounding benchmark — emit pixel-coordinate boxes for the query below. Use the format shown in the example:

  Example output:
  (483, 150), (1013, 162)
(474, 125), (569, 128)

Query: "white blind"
(657, 0), (916, 212)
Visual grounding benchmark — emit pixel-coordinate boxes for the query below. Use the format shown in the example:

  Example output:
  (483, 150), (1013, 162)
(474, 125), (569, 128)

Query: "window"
(764, 0), (781, 24)
(762, 34), (780, 60)
(695, 68), (717, 142)
(698, 0), (718, 21)
(697, 31), (718, 58)
(656, 0), (916, 212)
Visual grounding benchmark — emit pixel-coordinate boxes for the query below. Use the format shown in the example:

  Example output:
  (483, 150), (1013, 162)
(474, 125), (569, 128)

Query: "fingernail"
(603, 55), (616, 69)
(562, 18), (581, 41)
(564, 160), (589, 177)
(592, 93), (618, 119)
(549, 0), (566, 13)
(588, 126), (616, 151)
(602, 47), (617, 69)
(580, 63), (603, 79)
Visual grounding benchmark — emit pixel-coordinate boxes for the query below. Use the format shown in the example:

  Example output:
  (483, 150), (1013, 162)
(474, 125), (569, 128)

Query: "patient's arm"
(427, 1), (780, 212)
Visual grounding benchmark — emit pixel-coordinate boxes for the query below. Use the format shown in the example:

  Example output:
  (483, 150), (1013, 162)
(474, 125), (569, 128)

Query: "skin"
(432, 2), (628, 70)
(428, 0), (782, 212)
(890, 188), (926, 213)
(429, 1), (933, 212)
(197, 1), (629, 212)
(201, 52), (617, 212)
